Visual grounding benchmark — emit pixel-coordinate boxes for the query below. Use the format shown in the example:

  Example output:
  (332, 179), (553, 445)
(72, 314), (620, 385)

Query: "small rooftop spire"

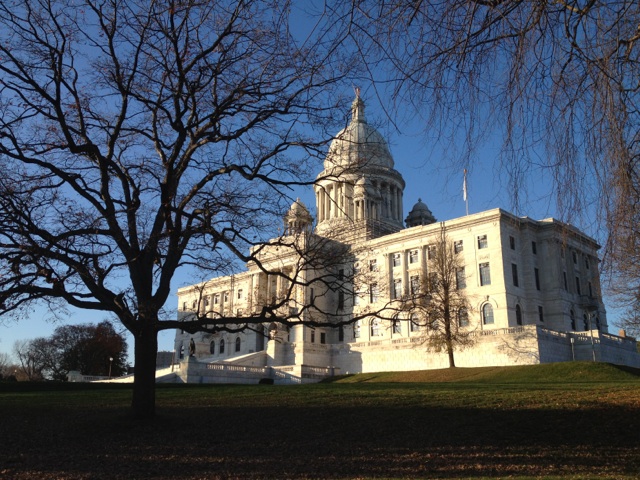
(351, 87), (365, 123)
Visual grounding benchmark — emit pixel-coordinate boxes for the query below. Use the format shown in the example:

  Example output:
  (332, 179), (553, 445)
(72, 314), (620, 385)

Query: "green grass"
(324, 361), (640, 384)
(1, 362), (639, 479)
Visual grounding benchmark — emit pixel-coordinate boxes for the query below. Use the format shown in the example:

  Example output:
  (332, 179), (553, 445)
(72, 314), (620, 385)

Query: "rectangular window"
(338, 326), (344, 342)
(538, 305), (544, 323)
(428, 272), (438, 290)
(392, 253), (401, 267)
(477, 235), (488, 249)
(338, 268), (344, 279)
(456, 267), (466, 290)
(509, 235), (515, 250)
(563, 272), (568, 291)
(588, 281), (593, 297)
(213, 294), (220, 305)
(353, 322), (360, 338)
(320, 332), (326, 344)
(454, 240), (463, 254)
(532, 241), (537, 254)
(575, 277), (581, 295)
(223, 292), (229, 303)
(427, 245), (436, 260)
(204, 296), (210, 306)
(310, 330), (315, 343)
(310, 288), (315, 302)
(338, 290), (345, 309)
(369, 259), (378, 271)
(479, 262), (491, 286)
(409, 249), (419, 264)
(237, 288), (243, 300)
(535, 268), (540, 291)
(182, 302), (187, 311)
(572, 251), (577, 264)
(512, 263), (519, 287)
(585, 257), (590, 269)
(393, 279), (402, 300)
(369, 283), (379, 303)
(410, 275), (420, 295)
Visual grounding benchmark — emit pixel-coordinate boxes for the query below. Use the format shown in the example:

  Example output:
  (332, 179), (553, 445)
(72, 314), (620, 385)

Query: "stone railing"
(205, 363), (269, 374)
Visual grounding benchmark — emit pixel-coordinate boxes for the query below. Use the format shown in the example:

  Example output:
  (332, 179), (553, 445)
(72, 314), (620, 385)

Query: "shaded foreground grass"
(1, 363), (640, 479)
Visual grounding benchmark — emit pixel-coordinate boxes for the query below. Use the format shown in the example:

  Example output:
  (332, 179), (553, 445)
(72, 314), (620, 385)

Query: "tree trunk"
(444, 310), (456, 368)
(447, 339), (456, 368)
(132, 324), (158, 420)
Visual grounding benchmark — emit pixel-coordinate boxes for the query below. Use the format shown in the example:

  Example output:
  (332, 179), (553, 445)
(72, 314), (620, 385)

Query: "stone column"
(402, 250), (409, 296)
(316, 190), (322, 221)
(389, 186), (396, 220)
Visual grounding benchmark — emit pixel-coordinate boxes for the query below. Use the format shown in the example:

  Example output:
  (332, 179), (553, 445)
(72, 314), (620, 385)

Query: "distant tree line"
(6, 321), (127, 381)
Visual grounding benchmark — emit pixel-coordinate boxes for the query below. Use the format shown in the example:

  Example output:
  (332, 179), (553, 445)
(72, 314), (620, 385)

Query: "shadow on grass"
(1, 389), (639, 479)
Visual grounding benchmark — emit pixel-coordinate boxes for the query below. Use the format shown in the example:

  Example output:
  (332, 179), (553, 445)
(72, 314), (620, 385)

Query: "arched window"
(458, 308), (469, 327)
(235, 337), (241, 352)
(515, 304), (523, 326)
(220, 339), (225, 354)
(583, 314), (589, 331)
(410, 313), (420, 332)
(570, 310), (576, 330)
(482, 303), (494, 325)
(209, 341), (215, 355)
(392, 316), (401, 334)
(370, 319), (380, 336)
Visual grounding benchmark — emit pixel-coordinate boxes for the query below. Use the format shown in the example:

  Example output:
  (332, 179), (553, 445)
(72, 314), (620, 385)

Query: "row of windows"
(178, 337), (242, 358)
(508, 235), (538, 255)
(569, 309), (601, 331)
(209, 337), (242, 355)
(352, 307), (492, 337)
(365, 263), (491, 304)
(183, 289), (244, 311)
(387, 236), (482, 271)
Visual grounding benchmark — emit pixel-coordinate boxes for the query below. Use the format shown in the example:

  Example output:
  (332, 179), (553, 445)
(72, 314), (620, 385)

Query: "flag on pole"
(463, 169), (467, 202)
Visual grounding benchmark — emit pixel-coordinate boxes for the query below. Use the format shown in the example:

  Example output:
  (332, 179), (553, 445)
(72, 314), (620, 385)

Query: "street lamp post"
(108, 357), (113, 379)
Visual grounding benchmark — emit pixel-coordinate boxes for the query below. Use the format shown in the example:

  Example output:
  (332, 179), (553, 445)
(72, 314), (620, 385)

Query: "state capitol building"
(173, 94), (639, 384)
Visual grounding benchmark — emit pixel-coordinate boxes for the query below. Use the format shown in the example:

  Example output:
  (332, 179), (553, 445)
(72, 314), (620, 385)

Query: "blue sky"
(1, 90), (614, 361)
(0, 2), (618, 362)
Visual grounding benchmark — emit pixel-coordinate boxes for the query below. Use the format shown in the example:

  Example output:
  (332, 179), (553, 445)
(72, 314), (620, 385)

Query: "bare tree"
(343, 1), (640, 315)
(405, 225), (473, 368)
(0, 352), (11, 379)
(13, 340), (46, 381)
(0, 0), (357, 418)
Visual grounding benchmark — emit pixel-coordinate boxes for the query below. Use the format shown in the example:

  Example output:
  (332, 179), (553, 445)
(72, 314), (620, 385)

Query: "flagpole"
(463, 169), (469, 216)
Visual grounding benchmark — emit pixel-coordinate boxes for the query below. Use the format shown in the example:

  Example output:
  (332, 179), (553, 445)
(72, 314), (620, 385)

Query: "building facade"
(174, 94), (639, 384)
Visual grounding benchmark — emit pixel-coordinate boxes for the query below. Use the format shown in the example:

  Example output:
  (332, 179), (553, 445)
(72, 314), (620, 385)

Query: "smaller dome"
(405, 198), (436, 227)
(284, 198), (313, 235)
(288, 198), (310, 216)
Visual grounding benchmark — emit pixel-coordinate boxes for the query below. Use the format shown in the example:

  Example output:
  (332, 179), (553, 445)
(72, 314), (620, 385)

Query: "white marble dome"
(324, 95), (394, 171)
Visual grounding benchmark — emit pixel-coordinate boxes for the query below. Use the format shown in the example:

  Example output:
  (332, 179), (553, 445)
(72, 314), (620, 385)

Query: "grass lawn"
(1, 362), (640, 479)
